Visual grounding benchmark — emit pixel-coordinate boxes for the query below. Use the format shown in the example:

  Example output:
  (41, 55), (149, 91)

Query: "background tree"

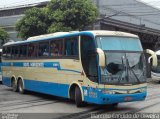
(47, 0), (98, 33)
(16, 7), (49, 39)
(47, 22), (72, 33)
(16, 0), (98, 39)
(0, 28), (9, 45)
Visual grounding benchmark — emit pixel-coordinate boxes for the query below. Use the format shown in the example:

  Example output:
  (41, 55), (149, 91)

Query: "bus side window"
(12, 46), (19, 58)
(28, 43), (37, 58)
(81, 35), (98, 83)
(2, 47), (7, 58)
(11, 47), (15, 58)
(15, 46), (19, 58)
(64, 37), (78, 57)
(50, 39), (63, 57)
(6, 47), (11, 58)
(38, 41), (49, 57)
(19, 45), (27, 58)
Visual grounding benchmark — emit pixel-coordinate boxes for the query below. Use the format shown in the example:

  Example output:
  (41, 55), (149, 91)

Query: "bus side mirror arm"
(96, 48), (105, 67)
(145, 49), (157, 67)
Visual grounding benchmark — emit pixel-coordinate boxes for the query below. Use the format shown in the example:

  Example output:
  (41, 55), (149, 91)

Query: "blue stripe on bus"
(60, 69), (82, 73)
(2, 62), (81, 74)
(2, 77), (69, 98)
(2, 76), (146, 104)
(2, 77), (11, 86)
(24, 79), (69, 98)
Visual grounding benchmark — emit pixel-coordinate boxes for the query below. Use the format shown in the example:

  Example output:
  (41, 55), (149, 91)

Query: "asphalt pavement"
(0, 81), (160, 119)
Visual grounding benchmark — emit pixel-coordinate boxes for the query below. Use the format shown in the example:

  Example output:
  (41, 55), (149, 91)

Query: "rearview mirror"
(96, 48), (105, 67)
(145, 49), (157, 67)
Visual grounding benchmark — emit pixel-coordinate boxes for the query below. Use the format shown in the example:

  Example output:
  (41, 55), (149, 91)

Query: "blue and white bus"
(1, 30), (157, 107)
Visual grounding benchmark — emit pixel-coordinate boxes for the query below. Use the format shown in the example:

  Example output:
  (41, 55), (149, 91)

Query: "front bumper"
(97, 91), (147, 104)
(84, 90), (147, 105)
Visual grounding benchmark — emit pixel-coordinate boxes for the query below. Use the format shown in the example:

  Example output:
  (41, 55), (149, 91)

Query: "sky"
(0, 0), (50, 8)
(140, 0), (160, 8)
(0, 0), (160, 9)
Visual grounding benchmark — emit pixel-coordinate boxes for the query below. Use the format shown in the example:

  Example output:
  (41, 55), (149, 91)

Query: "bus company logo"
(23, 62), (30, 67)
(30, 62), (44, 67)
(23, 62), (44, 67)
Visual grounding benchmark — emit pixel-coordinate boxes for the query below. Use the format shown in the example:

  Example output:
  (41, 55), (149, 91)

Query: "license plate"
(124, 96), (132, 101)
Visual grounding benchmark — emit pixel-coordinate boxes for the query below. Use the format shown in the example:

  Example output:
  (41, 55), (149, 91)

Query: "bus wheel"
(75, 86), (84, 107)
(18, 79), (25, 94)
(11, 78), (18, 92)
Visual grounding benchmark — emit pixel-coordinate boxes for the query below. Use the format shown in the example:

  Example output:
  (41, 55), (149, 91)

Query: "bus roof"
(3, 30), (138, 46)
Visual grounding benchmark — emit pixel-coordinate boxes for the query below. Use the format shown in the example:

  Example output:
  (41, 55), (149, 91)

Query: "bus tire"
(75, 86), (84, 107)
(18, 79), (25, 94)
(11, 78), (18, 92)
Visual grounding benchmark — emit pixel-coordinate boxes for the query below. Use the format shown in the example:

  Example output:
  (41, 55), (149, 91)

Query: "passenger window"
(15, 47), (19, 58)
(6, 47), (11, 58)
(50, 40), (63, 56)
(38, 41), (49, 57)
(2, 47), (7, 57)
(19, 45), (27, 58)
(12, 46), (19, 58)
(28, 43), (37, 57)
(64, 37), (78, 57)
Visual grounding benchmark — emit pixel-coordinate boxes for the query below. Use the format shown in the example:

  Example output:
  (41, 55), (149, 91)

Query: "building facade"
(93, 0), (160, 50)
(0, 2), (48, 46)
(0, 0), (160, 50)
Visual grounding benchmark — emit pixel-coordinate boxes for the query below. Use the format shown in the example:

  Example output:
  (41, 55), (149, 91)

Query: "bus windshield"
(100, 52), (146, 85)
(96, 36), (143, 51)
(96, 36), (146, 85)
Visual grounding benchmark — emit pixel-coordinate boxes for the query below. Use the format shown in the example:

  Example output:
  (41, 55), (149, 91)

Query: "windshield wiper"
(126, 58), (141, 83)
(124, 54), (129, 82)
